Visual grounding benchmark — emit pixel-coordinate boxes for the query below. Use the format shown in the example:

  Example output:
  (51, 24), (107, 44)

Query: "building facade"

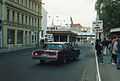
(41, 7), (47, 39)
(0, 0), (42, 48)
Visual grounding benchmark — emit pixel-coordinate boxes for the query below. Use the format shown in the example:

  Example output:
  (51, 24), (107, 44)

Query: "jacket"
(95, 43), (102, 55)
(112, 42), (118, 55)
(117, 40), (120, 54)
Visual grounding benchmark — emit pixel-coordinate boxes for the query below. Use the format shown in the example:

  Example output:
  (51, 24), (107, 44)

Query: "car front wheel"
(73, 56), (79, 61)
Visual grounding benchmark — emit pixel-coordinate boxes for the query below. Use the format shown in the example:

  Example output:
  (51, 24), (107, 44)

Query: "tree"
(95, 0), (120, 35)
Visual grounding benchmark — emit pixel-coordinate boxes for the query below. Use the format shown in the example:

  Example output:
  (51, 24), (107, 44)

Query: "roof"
(46, 31), (77, 35)
(77, 32), (95, 36)
(110, 28), (120, 32)
(70, 24), (83, 28)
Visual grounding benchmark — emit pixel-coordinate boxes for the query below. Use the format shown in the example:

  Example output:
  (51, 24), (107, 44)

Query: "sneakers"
(99, 63), (103, 65)
(117, 68), (120, 70)
(112, 63), (116, 65)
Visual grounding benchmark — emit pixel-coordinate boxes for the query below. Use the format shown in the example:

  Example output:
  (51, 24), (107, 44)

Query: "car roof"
(45, 42), (69, 44)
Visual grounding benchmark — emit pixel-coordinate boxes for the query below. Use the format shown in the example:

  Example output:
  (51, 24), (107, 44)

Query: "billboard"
(92, 20), (103, 32)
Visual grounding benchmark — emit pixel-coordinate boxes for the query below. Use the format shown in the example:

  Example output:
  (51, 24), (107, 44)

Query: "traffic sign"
(92, 20), (103, 32)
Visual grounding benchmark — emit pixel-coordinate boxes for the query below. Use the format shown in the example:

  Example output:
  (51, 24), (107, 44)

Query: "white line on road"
(81, 66), (88, 81)
(95, 50), (102, 81)
(21, 52), (32, 55)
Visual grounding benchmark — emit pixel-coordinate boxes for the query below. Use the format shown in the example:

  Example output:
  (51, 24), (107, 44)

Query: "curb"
(0, 46), (39, 53)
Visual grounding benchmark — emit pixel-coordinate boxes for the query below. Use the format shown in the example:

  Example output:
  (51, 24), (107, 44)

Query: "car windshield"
(44, 44), (63, 49)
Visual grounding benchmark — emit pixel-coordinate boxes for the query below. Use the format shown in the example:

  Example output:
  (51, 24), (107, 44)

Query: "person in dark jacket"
(102, 38), (108, 55)
(95, 39), (103, 64)
(117, 39), (120, 70)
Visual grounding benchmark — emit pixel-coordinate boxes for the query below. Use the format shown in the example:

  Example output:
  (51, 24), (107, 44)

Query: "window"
(17, 13), (19, 23)
(21, 0), (23, 5)
(29, 0), (31, 8)
(29, 17), (31, 25)
(17, 0), (19, 4)
(32, 18), (34, 26)
(12, 11), (15, 22)
(26, 0), (27, 7)
(38, 18), (39, 27)
(32, 35), (34, 43)
(35, 35), (36, 43)
(17, 30), (23, 44)
(7, 9), (10, 21)
(22, 14), (24, 24)
(25, 16), (27, 25)
(35, 19), (36, 26)
(32, 2), (33, 10)
(46, 44), (63, 49)
(35, 4), (37, 11)
(7, 29), (15, 44)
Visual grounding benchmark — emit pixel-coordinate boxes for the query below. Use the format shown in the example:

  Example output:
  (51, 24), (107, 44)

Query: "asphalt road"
(0, 43), (96, 81)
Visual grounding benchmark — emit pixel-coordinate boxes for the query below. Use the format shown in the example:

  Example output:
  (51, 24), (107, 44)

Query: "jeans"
(109, 49), (113, 62)
(103, 46), (107, 55)
(97, 54), (103, 63)
(116, 54), (120, 68)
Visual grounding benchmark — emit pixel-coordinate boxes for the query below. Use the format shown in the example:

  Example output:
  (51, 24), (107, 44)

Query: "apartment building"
(0, 0), (42, 48)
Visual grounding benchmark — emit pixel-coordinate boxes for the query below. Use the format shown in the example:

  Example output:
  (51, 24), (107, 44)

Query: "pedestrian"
(95, 39), (103, 64)
(112, 38), (119, 65)
(117, 38), (120, 70)
(102, 38), (108, 55)
(108, 40), (113, 62)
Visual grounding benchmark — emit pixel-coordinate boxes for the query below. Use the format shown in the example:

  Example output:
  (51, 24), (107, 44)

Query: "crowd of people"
(95, 37), (120, 70)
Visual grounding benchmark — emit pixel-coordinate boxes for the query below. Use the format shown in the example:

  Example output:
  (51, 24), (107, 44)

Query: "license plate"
(41, 53), (48, 57)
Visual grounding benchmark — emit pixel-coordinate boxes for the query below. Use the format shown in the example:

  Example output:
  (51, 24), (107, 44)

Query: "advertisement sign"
(92, 20), (103, 32)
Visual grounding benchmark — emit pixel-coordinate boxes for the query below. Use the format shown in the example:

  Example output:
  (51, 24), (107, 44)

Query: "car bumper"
(32, 56), (58, 61)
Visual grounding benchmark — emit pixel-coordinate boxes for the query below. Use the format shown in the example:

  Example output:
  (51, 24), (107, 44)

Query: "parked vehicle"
(32, 42), (80, 63)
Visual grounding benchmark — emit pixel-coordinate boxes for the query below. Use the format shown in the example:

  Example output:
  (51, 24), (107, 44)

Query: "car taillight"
(56, 53), (58, 58)
(32, 52), (34, 56)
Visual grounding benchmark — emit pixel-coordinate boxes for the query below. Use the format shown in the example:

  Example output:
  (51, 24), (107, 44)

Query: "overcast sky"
(43, 0), (97, 27)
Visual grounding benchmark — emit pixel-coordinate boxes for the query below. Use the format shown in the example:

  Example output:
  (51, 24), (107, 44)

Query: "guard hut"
(46, 31), (77, 46)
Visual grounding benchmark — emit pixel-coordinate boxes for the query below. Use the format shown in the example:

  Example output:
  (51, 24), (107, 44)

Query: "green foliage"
(95, 0), (120, 35)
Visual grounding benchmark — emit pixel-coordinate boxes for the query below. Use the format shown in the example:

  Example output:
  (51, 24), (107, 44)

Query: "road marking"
(21, 52), (31, 55)
(81, 66), (87, 81)
(95, 50), (102, 81)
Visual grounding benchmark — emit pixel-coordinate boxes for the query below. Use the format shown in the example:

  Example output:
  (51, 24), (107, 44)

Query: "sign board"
(92, 20), (103, 32)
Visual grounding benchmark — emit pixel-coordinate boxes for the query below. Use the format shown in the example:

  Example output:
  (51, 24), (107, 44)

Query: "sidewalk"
(99, 51), (120, 81)
(0, 46), (39, 53)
